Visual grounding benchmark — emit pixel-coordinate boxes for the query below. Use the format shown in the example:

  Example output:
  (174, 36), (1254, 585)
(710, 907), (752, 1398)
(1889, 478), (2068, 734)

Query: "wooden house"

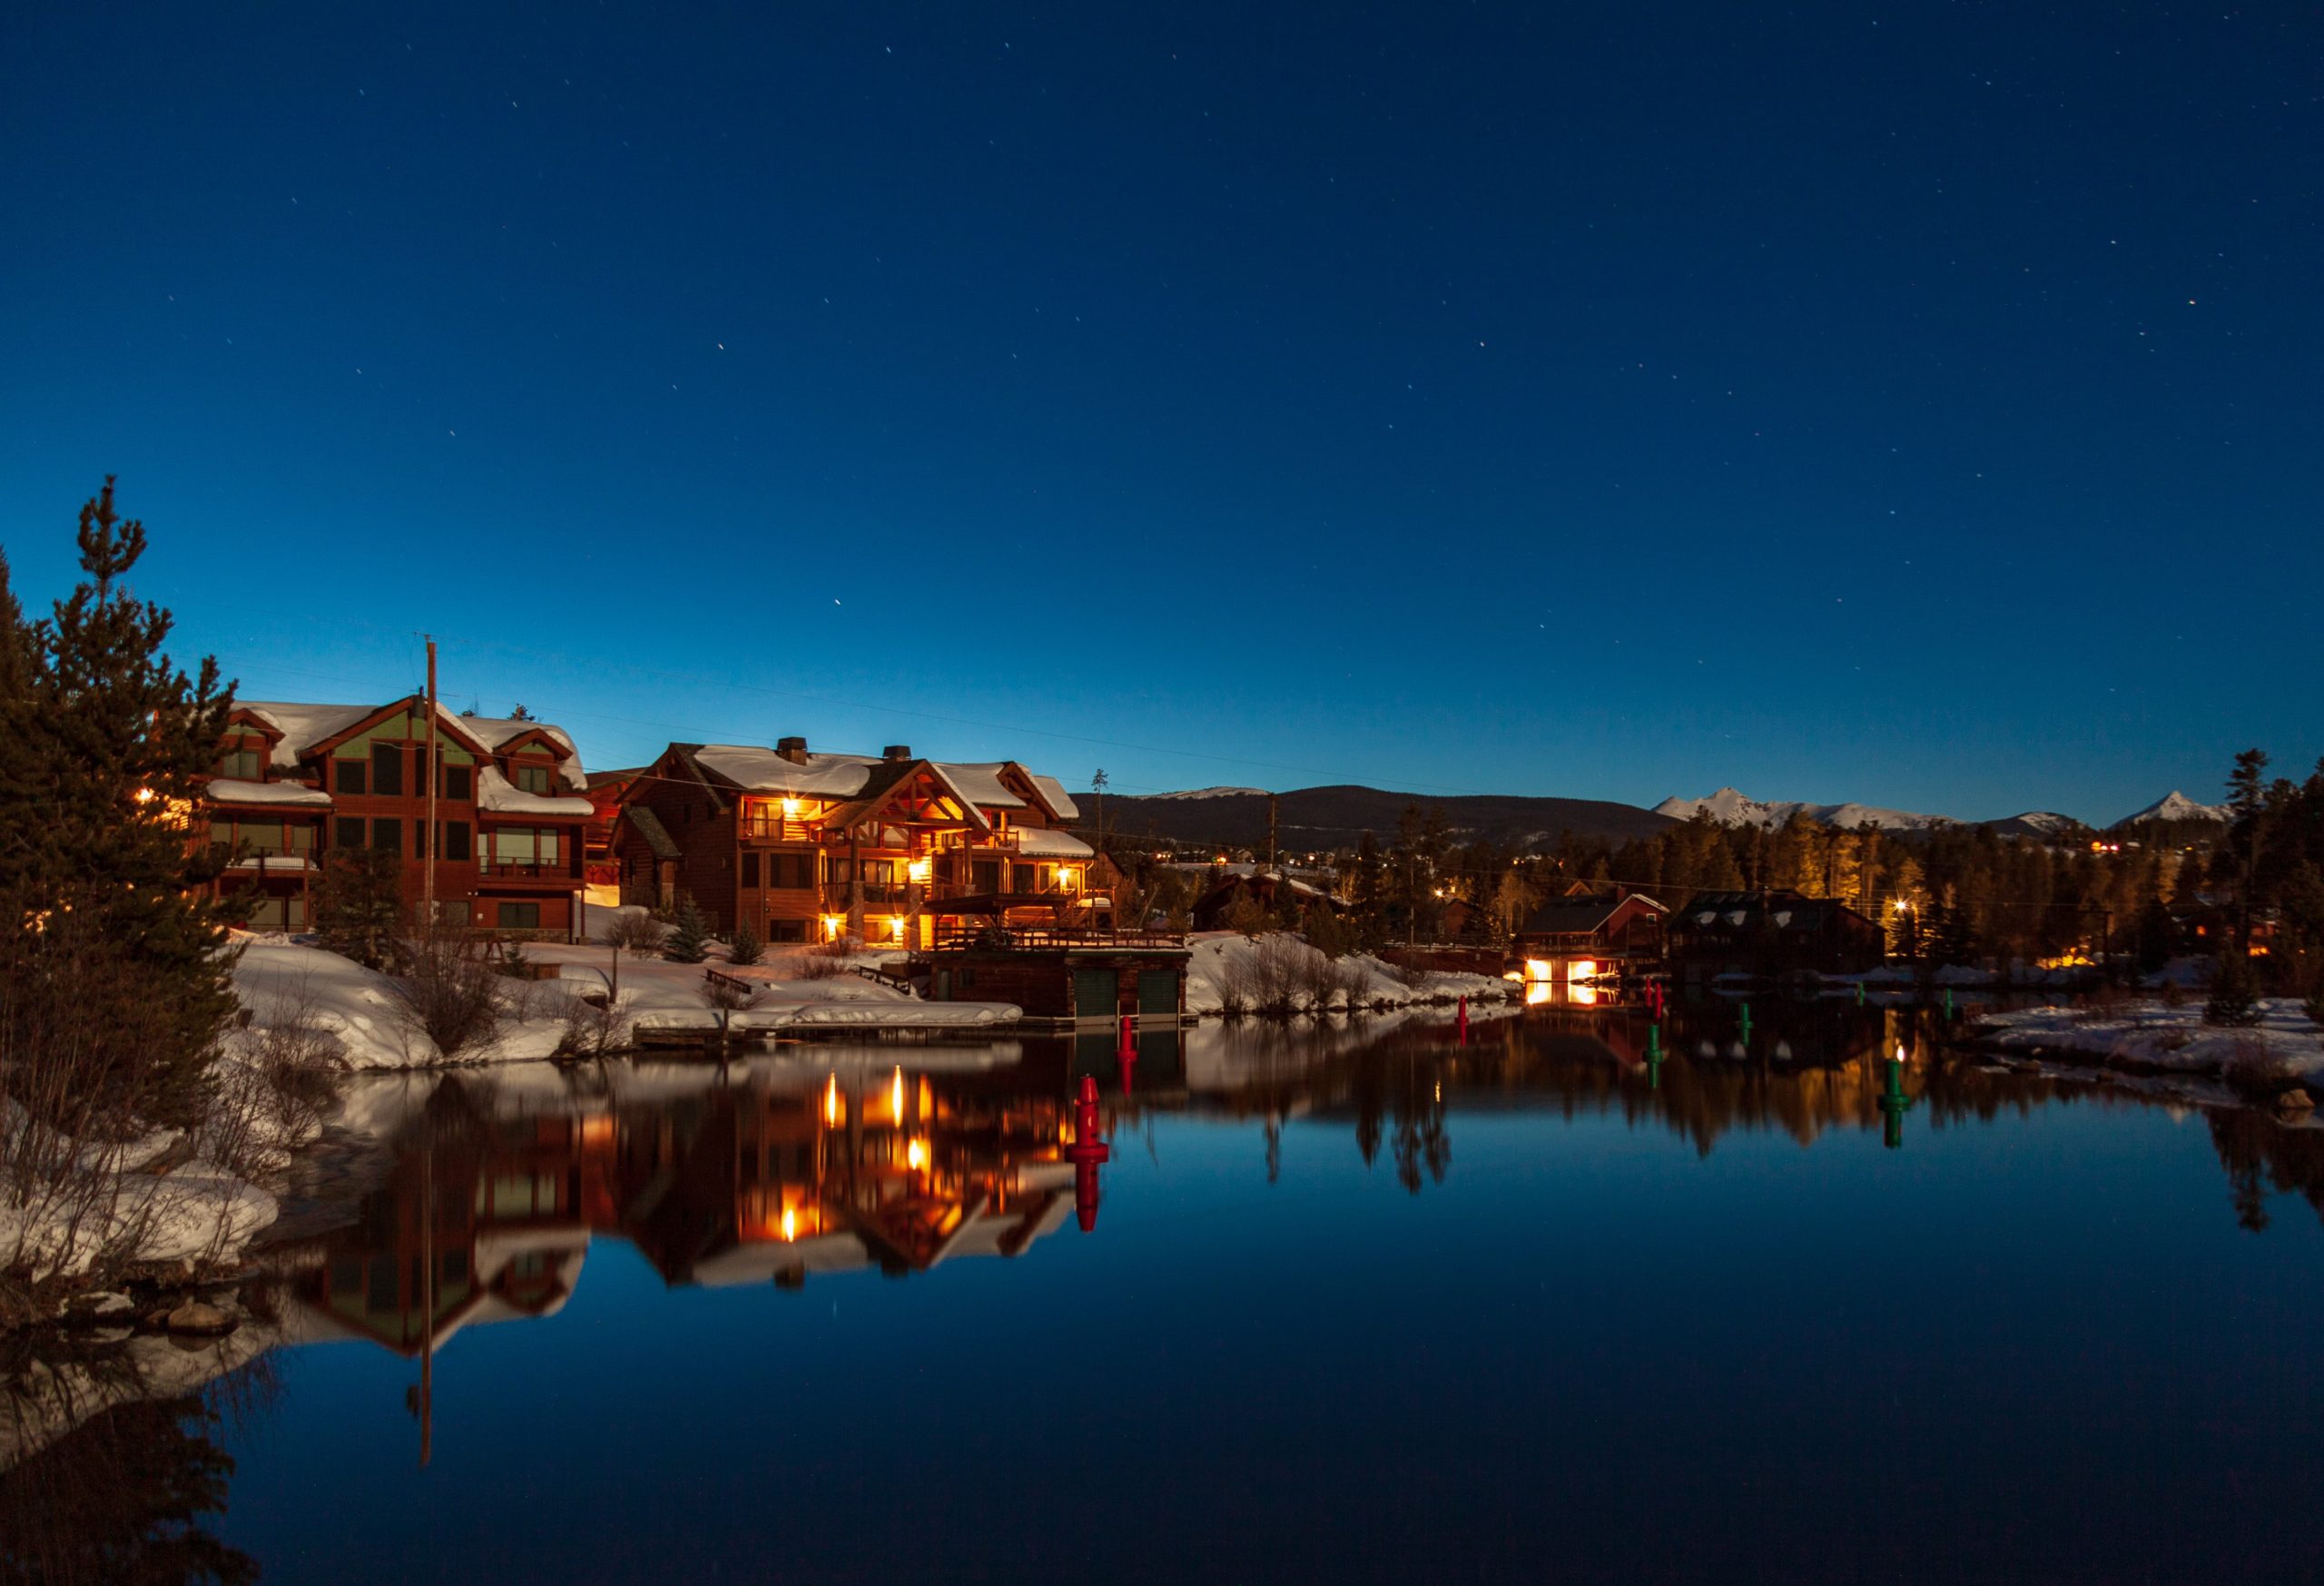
(198, 696), (596, 938)
(1511, 891), (1669, 980)
(616, 737), (1101, 945)
(1667, 889), (1886, 979)
(1189, 867), (1344, 931)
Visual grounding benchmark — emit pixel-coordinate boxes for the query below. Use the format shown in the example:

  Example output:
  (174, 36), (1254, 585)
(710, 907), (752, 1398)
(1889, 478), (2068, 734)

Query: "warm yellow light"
(890, 1065), (904, 1122)
(1523, 958), (1554, 982)
(823, 1074), (841, 1128)
(1571, 983), (1599, 1007)
(1567, 959), (1598, 983)
(1058, 868), (1078, 892)
(1893, 899), (1911, 912)
(822, 915), (844, 941)
(1525, 981), (1552, 1006)
(782, 797), (802, 819)
(906, 1137), (928, 1172)
(781, 1206), (797, 1242)
(887, 916), (906, 941)
(907, 857), (931, 884)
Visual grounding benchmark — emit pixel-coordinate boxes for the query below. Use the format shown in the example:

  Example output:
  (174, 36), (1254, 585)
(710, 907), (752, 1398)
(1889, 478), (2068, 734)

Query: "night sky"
(3, 5), (2317, 823)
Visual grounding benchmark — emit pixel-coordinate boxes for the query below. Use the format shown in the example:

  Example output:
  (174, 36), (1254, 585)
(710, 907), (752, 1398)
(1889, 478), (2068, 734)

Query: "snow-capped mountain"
(2114, 791), (2230, 827)
(1651, 788), (1954, 832)
(1147, 785), (1271, 801)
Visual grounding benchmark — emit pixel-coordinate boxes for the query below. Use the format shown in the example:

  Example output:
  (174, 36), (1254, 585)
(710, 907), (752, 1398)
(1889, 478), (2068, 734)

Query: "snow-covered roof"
(692, 746), (881, 797)
(238, 699), (586, 789)
(203, 777), (332, 809)
(1028, 774), (1080, 820)
(934, 762), (1028, 811)
(236, 702), (376, 766)
(476, 764), (596, 819)
(1014, 827), (1094, 860)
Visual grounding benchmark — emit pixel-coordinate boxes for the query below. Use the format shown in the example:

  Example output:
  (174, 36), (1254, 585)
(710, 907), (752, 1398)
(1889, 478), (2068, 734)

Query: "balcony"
(739, 813), (820, 844)
(478, 856), (580, 881)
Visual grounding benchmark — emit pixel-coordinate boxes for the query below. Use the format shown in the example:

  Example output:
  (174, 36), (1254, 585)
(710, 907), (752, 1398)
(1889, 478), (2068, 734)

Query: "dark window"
(219, 746), (262, 779)
(371, 818), (402, 855)
(972, 860), (1001, 893)
(515, 764), (552, 795)
(442, 821), (471, 862)
(371, 743), (403, 797)
(497, 901), (541, 930)
(827, 858), (852, 886)
(741, 852), (761, 886)
(767, 919), (807, 942)
(445, 765), (472, 801)
(334, 816), (365, 849)
(338, 760), (367, 795)
(412, 746), (430, 794)
(1011, 863), (1035, 893)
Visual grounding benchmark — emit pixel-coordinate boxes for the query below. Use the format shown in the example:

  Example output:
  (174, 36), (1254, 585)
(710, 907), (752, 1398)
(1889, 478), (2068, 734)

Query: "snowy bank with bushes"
(1185, 931), (1514, 1017)
(1974, 998), (2324, 1089)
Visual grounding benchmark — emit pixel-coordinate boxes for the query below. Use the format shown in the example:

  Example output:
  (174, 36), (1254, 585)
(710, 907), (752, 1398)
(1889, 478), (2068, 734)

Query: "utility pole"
(1266, 793), (1278, 872)
(424, 637), (438, 924)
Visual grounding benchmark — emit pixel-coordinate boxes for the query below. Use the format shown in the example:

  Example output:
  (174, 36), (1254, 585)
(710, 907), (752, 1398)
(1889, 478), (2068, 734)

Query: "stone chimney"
(776, 735), (809, 764)
(882, 744), (912, 762)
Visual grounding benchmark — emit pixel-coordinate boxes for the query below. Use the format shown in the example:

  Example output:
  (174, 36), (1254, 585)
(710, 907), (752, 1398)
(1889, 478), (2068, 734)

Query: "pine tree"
(312, 847), (405, 969)
(2, 481), (241, 1128)
(2204, 950), (2262, 1028)
(728, 917), (763, 966)
(664, 896), (710, 963)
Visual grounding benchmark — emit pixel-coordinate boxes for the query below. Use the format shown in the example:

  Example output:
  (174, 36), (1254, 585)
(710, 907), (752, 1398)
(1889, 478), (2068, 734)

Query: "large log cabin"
(199, 695), (596, 938)
(615, 736), (1101, 947)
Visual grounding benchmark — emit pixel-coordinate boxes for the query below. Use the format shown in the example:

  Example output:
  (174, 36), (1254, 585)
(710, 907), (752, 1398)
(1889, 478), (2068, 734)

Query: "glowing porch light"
(1523, 959), (1554, 982)
(1058, 867), (1078, 892)
(906, 856), (932, 884)
(1567, 959), (1598, 983)
(782, 797), (802, 819)
(822, 915), (844, 941)
(887, 916), (907, 941)
(1893, 899), (1911, 912)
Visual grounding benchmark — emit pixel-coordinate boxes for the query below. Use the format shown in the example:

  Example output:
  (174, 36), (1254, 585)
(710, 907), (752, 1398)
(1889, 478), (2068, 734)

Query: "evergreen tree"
(728, 917), (763, 966)
(312, 847), (405, 969)
(1350, 832), (1387, 948)
(663, 896), (710, 962)
(2204, 950), (2262, 1028)
(2, 481), (241, 1128)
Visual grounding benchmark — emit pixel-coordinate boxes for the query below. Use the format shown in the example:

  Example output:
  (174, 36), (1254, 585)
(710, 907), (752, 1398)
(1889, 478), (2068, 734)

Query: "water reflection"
(10, 1000), (2324, 1583)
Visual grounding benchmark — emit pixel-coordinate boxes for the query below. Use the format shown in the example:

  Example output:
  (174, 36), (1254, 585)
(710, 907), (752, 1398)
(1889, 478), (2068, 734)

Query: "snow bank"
(1184, 931), (1513, 1017)
(231, 941), (569, 1069)
(1974, 998), (2324, 1081)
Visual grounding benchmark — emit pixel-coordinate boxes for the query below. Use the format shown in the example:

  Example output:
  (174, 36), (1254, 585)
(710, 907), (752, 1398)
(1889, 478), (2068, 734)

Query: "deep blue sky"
(4, 4), (2317, 823)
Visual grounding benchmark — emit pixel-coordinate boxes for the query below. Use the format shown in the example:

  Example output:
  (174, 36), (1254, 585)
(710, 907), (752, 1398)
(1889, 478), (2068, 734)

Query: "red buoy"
(1066, 1073), (1111, 1231)
(1456, 995), (1469, 1044)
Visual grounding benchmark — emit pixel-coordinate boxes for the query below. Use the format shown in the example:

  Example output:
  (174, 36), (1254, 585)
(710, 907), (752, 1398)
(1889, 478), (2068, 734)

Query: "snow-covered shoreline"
(1972, 998), (2324, 1092)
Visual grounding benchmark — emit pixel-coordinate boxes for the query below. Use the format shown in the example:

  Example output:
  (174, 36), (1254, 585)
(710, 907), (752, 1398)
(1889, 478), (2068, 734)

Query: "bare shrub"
(196, 988), (341, 1183)
(602, 911), (667, 954)
(1219, 935), (1312, 1015)
(389, 928), (505, 1060)
(2221, 1032), (2295, 1103)
(701, 970), (763, 1039)
(555, 991), (633, 1061)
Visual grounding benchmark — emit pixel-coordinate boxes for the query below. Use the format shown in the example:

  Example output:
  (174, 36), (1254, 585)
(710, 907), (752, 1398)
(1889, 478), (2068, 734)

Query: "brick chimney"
(776, 735), (809, 764)
(882, 744), (912, 762)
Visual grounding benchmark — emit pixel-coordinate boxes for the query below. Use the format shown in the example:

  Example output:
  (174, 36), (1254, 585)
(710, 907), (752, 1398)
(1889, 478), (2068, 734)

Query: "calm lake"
(9, 999), (2324, 1584)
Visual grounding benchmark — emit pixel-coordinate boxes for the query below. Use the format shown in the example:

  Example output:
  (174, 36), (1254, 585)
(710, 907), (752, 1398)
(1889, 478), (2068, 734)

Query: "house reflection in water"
(285, 1049), (1097, 1364)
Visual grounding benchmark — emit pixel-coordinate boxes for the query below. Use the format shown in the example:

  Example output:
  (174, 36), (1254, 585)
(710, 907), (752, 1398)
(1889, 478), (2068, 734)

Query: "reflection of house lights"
(823, 1075), (841, 1127)
(1571, 984), (1599, 1007)
(890, 1066), (904, 1122)
(781, 1207), (797, 1242)
(906, 1137), (928, 1171)
(1567, 959), (1597, 983)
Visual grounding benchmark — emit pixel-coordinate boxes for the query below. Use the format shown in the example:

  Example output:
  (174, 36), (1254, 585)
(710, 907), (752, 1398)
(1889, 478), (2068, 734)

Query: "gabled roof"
(819, 760), (993, 833)
(1517, 891), (1668, 937)
(476, 764), (595, 819)
(1676, 890), (1873, 931)
(1028, 775), (1081, 821)
(240, 696), (586, 789)
(624, 803), (681, 861)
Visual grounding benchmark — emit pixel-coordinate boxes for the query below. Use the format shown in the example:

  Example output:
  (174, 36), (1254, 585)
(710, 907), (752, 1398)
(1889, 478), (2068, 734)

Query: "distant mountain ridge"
(2112, 791), (2230, 827)
(1095, 784), (1674, 850)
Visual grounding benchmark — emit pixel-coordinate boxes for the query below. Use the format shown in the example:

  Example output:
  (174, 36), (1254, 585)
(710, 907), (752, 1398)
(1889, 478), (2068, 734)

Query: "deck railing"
(929, 922), (1186, 952)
